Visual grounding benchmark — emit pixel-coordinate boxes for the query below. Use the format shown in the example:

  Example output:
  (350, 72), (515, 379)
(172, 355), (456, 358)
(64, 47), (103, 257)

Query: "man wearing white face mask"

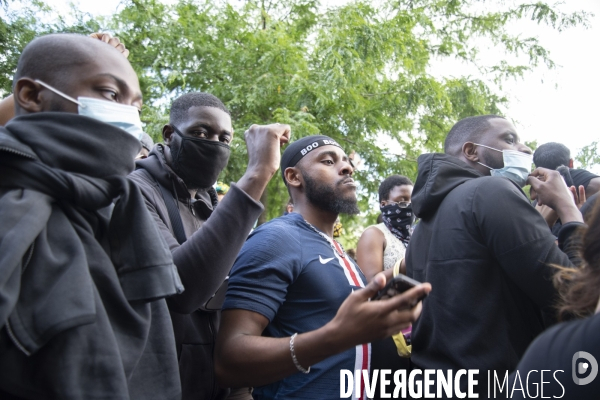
(0, 34), (183, 399)
(405, 115), (585, 396)
(34, 79), (145, 140)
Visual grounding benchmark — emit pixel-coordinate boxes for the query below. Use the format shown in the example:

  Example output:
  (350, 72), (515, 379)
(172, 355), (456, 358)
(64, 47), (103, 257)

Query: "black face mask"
(169, 126), (231, 190)
(380, 203), (414, 245)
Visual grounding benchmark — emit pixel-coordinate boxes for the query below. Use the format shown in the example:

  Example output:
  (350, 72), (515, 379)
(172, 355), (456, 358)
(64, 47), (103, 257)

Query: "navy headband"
(280, 135), (343, 182)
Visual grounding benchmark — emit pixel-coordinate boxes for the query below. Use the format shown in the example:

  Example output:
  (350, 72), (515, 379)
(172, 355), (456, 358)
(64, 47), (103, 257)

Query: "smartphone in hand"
(372, 274), (427, 302)
(556, 165), (575, 188)
(556, 165), (578, 202)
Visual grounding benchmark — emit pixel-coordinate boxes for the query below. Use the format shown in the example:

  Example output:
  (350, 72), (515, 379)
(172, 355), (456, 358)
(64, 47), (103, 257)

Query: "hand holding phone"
(372, 274), (428, 303)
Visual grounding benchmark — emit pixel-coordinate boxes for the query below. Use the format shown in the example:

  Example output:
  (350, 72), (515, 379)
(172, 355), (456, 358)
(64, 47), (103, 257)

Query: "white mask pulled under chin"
(35, 79), (144, 141)
(473, 143), (533, 187)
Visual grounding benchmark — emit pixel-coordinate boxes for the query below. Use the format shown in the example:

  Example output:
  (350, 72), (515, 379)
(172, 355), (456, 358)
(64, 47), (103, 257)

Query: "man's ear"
(14, 78), (44, 114)
(162, 124), (174, 144)
(569, 158), (574, 169)
(284, 167), (302, 190)
(462, 142), (479, 163)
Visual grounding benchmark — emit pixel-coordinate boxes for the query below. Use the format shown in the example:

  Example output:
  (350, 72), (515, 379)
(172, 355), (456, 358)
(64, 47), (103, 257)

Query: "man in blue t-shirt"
(215, 135), (431, 400)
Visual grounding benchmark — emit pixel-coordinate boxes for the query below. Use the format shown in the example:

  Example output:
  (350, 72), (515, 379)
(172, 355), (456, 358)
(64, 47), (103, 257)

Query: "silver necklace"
(303, 219), (346, 259)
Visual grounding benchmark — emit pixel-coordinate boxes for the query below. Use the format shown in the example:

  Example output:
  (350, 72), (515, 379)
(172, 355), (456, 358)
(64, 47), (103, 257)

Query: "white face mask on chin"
(473, 143), (533, 187)
(35, 79), (144, 141)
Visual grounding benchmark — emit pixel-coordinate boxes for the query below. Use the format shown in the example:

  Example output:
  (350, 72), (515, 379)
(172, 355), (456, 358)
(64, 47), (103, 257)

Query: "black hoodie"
(0, 113), (182, 399)
(406, 154), (583, 389)
(129, 145), (263, 400)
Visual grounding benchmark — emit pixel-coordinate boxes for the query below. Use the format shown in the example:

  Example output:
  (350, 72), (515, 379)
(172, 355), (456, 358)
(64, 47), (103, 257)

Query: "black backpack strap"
(156, 179), (187, 245)
(152, 173), (228, 311)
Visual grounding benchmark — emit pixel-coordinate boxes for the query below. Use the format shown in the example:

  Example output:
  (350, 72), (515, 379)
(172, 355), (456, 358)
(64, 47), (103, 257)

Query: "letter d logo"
(572, 351), (598, 385)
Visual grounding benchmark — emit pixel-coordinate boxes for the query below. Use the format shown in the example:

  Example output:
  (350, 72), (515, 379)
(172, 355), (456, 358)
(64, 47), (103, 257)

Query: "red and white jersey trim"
(330, 240), (370, 400)
(332, 241), (365, 288)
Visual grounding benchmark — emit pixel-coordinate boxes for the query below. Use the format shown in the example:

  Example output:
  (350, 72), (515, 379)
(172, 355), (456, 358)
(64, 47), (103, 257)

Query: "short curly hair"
(378, 175), (413, 203)
(169, 92), (230, 126)
(444, 115), (505, 156)
(533, 142), (571, 170)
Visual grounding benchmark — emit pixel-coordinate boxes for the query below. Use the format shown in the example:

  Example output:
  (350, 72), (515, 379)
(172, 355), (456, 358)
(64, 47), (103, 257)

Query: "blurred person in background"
(283, 198), (294, 215)
(534, 142), (600, 198)
(136, 132), (154, 159)
(215, 181), (230, 202)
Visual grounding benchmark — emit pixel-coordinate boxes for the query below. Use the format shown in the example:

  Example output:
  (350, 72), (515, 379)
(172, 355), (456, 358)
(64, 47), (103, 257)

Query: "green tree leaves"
(1, 0), (590, 241)
(576, 141), (600, 171)
(100, 0), (592, 229)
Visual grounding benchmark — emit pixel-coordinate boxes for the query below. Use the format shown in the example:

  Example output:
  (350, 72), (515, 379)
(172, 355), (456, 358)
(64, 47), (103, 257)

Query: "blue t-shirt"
(223, 213), (370, 400)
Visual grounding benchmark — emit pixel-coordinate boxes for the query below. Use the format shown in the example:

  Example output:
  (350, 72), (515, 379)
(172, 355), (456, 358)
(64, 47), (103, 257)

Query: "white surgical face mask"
(474, 143), (533, 187)
(35, 79), (144, 141)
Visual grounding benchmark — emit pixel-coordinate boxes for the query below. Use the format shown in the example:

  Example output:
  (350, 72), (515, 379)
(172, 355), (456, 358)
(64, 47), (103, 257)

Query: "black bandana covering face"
(380, 203), (414, 246)
(170, 126), (231, 190)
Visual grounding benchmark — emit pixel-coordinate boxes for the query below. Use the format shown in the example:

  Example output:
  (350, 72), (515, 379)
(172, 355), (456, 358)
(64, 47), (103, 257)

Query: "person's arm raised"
(215, 273), (431, 388)
(167, 124), (289, 313)
(235, 124), (290, 201)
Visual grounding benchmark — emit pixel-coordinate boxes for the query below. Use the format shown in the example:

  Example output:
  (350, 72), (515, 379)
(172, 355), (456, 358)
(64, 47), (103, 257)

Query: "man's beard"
(48, 97), (72, 112)
(169, 141), (211, 191)
(481, 150), (504, 171)
(302, 171), (360, 215)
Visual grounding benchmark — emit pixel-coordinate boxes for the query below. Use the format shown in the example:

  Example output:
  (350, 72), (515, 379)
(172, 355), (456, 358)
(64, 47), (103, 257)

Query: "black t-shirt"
(570, 169), (599, 190)
(508, 312), (600, 399)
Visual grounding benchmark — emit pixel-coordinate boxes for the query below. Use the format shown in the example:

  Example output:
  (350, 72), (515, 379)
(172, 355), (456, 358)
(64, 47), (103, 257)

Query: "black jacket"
(406, 154), (583, 380)
(0, 113), (182, 399)
(129, 145), (263, 400)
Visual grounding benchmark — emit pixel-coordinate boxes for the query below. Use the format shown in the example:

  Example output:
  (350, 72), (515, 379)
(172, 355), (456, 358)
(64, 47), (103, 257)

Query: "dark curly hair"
(444, 115), (505, 156)
(378, 175), (413, 203)
(553, 201), (600, 320)
(170, 92), (230, 126)
(533, 142), (571, 170)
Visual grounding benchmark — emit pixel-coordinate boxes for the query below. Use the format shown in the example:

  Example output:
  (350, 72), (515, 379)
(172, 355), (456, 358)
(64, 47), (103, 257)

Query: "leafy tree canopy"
(576, 141), (600, 171)
(0, 0), (101, 95)
(0, 0), (590, 245)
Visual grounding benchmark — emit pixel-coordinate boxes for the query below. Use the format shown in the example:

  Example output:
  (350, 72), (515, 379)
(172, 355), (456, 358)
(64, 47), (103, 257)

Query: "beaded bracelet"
(289, 333), (310, 374)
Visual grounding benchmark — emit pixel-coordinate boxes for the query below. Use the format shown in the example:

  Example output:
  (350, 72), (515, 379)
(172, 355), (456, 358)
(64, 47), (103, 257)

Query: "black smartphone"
(556, 165), (575, 188)
(556, 165), (578, 203)
(372, 274), (427, 302)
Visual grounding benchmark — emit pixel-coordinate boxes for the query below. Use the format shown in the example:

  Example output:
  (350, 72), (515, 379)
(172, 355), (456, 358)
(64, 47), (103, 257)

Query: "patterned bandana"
(380, 203), (414, 245)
